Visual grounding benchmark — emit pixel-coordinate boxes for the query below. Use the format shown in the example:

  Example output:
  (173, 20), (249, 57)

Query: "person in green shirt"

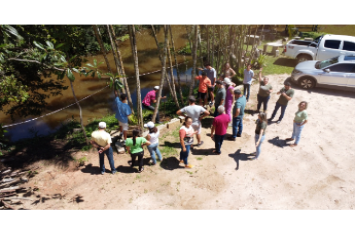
(251, 112), (268, 160)
(227, 89), (246, 140)
(286, 101), (308, 147)
(256, 68), (273, 113)
(268, 81), (295, 124)
(125, 129), (151, 173)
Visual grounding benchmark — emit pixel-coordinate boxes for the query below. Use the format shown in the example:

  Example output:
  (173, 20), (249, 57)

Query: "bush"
(251, 54), (266, 69)
(301, 32), (328, 40)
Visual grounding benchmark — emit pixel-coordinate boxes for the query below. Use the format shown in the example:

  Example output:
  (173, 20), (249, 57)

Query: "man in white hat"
(142, 86), (166, 124)
(90, 122), (116, 175)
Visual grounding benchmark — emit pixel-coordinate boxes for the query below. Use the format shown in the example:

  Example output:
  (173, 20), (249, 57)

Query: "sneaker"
(277, 120), (281, 124)
(237, 134), (241, 137)
(268, 118), (273, 123)
(285, 138), (294, 142)
(112, 171), (117, 175)
(185, 164), (194, 169)
(250, 152), (257, 156)
(250, 157), (258, 161)
(101, 171), (105, 175)
(137, 167), (144, 173)
(180, 160), (184, 164)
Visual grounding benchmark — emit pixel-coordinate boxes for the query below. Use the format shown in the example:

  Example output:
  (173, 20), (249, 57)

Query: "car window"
(324, 40), (341, 49)
(343, 41), (355, 52)
(328, 64), (355, 73)
(318, 57), (339, 69)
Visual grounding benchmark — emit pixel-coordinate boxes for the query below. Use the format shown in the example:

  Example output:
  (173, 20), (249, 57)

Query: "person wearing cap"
(211, 106), (229, 155)
(114, 91), (132, 140)
(176, 96), (210, 147)
(144, 121), (162, 165)
(223, 78), (235, 123)
(256, 68), (273, 113)
(198, 62), (216, 106)
(90, 122), (116, 175)
(228, 89), (246, 140)
(214, 80), (226, 117)
(195, 71), (212, 107)
(268, 81), (295, 124)
(243, 64), (254, 102)
(142, 86), (166, 124)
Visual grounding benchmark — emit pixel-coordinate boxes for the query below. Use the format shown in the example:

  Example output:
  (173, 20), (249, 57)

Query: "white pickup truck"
(283, 34), (355, 63)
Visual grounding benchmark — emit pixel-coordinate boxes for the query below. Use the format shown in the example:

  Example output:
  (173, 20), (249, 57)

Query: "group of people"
(89, 62), (309, 174)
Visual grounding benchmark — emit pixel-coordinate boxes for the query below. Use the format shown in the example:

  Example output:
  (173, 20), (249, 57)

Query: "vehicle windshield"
(316, 57), (339, 69)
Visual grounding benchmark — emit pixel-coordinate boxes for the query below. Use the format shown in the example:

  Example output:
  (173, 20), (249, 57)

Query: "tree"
(152, 26), (168, 123)
(188, 25), (198, 98)
(129, 25), (143, 130)
(92, 25), (113, 74)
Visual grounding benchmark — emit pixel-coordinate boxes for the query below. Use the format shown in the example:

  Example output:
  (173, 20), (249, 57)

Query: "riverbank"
(2, 73), (355, 209)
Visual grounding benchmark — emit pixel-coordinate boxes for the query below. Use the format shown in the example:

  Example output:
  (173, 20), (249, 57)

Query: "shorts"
(208, 85), (215, 91)
(197, 92), (207, 100)
(192, 122), (201, 134)
(119, 121), (129, 131)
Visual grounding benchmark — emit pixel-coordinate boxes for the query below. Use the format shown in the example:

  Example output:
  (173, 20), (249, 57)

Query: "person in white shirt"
(144, 121), (162, 165)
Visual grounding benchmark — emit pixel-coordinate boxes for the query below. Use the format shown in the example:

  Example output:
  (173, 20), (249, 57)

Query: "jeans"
(98, 146), (116, 173)
(270, 102), (287, 121)
(291, 122), (305, 145)
(142, 104), (160, 123)
(131, 150), (144, 171)
(214, 134), (225, 154)
(147, 142), (162, 164)
(254, 134), (266, 159)
(243, 84), (251, 101)
(257, 95), (270, 112)
(214, 103), (220, 117)
(180, 144), (191, 165)
(232, 117), (243, 138)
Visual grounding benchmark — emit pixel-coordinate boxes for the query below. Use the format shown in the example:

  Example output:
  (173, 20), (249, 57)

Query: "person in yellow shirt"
(90, 122), (116, 175)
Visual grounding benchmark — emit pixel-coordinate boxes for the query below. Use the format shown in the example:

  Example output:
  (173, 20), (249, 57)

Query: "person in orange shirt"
(195, 71), (211, 106)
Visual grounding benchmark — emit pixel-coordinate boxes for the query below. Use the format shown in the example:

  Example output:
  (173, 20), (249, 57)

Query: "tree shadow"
(268, 137), (288, 148)
(160, 157), (184, 171)
(273, 58), (298, 68)
(228, 149), (252, 170)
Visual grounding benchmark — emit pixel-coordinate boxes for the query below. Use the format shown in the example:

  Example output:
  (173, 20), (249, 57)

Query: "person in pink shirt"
(210, 106), (230, 155)
(223, 78), (235, 123)
(142, 86), (166, 123)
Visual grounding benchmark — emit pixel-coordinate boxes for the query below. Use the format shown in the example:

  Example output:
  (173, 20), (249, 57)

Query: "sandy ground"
(19, 74), (355, 210)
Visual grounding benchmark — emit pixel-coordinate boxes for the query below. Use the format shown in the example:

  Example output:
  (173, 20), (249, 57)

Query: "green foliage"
(129, 110), (152, 125)
(301, 32), (328, 40)
(75, 156), (88, 166)
(0, 124), (8, 156)
(261, 55), (295, 76)
(251, 54), (266, 69)
(177, 44), (192, 55)
(106, 73), (124, 91)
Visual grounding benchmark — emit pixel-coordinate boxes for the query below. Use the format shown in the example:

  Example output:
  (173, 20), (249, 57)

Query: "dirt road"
(21, 74), (355, 210)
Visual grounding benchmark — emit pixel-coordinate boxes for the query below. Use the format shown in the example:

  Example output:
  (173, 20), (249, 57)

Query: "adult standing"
(256, 68), (273, 113)
(213, 80), (226, 117)
(251, 112), (268, 160)
(268, 81), (295, 124)
(125, 129), (151, 173)
(198, 62), (217, 106)
(179, 116), (198, 169)
(144, 121), (162, 165)
(90, 122), (116, 175)
(223, 78), (235, 122)
(221, 62), (236, 79)
(195, 71), (212, 107)
(211, 106), (230, 155)
(114, 91), (132, 140)
(286, 101), (308, 147)
(142, 86), (167, 124)
(228, 89), (246, 140)
(177, 96), (210, 147)
(243, 64), (254, 102)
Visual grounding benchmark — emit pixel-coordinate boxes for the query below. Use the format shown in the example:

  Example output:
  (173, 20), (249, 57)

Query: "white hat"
(154, 86), (160, 90)
(223, 78), (232, 85)
(98, 122), (106, 129)
(144, 121), (155, 128)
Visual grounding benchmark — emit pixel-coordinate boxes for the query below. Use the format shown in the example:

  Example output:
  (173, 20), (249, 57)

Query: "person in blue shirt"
(243, 64), (254, 102)
(114, 91), (132, 140)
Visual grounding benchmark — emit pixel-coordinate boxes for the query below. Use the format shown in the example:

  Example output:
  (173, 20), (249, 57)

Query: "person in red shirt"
(210, 105), (230, 155)
(142, 86), (166, 124)
(195, 71), (211, 107)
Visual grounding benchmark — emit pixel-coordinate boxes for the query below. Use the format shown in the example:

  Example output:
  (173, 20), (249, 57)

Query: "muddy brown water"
(1, 26), (193, 142)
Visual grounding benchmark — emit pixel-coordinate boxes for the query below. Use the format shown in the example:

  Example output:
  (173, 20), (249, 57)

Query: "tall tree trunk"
(109, 25), (134, 113)
(249, 25), (260, 66)
(169, 25), (184, 106)
(92, 25), (112, 73)
(129, 25), (143, 130)
(166, 37), (180, 108)
(106, 25), (126, 95)
(211, 25), (215, 68)
(150, 25), (179, 108)
(207, 25), (210, 62)
(245, 25), (252, 56)
(69, 81), (89, 144)
(197, 25), (203, 66)
(185, 25), (193, 54)
(188, 25), (199, 98)
(152, 25), (169, 123)
(216, 25), (222, 74)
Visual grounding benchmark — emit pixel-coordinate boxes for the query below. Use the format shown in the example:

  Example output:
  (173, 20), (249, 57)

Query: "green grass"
(262, 55), (295, 76)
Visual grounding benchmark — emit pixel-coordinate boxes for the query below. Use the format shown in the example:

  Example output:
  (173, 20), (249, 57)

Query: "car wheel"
(298, 77), (316, 89)
(297, 54), (312, 63)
